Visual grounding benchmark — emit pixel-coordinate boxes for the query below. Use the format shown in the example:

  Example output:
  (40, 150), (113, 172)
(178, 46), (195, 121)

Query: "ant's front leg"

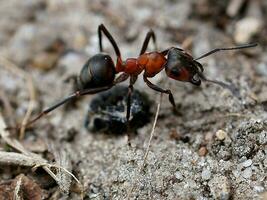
(143, 75), (177, 112)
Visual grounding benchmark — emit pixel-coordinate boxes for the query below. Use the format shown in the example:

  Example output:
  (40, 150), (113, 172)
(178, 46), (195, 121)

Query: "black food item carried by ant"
(85, 85), (151, 134)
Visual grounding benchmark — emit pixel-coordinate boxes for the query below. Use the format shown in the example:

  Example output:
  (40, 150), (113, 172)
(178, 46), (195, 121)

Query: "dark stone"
(85, 85), (152, 134)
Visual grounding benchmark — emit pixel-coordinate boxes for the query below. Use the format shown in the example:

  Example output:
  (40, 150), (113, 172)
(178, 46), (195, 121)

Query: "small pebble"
(73, 31), (88, 49)
(256, 62), (267, 76)
(57, 52), (87, 75)
(232, 170), (240, 178)
(174, 171), (184, 181)
(216, 130), (228, 140)
(234, 17), (263, 44)
(241, 159), (253, 168)
(205, 132), (214, 142)
(198, 146), (208, 156)
(260, 192), (267, 200)
(258, 131), (267, 145)
(208, 175), (231, 200)
(227, 0), (245, 17)
(169, 129), (181, 141)
(31, 52), (59, 70)
(242, 167), (252, 179)
(202, 168), (211, 180)
(253, 185), (265, 193)
(232, 139), (254, 158)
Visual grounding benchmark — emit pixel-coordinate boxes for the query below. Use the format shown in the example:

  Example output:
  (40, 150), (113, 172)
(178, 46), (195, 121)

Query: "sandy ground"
(0, 0), (266, 199)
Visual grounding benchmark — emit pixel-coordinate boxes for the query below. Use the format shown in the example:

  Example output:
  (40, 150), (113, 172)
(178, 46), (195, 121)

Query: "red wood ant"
(10, 24), (257, 130)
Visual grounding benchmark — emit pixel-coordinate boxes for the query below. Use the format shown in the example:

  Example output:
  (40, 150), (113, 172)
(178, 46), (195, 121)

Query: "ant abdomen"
(78, 53), (116, 89)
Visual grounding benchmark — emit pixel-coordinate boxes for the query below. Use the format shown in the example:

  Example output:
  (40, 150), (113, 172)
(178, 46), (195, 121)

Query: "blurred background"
(0, 0), (266, 199)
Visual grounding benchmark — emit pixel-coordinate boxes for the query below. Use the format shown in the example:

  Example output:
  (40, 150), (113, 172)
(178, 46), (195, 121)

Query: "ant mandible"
(12, 24), (257, 130)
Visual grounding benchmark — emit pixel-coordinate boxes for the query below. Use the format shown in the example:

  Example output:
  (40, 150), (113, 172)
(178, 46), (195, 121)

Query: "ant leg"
(10, 73), (129, 131)
(114, 73), (129, 84)
(11, 72), (130, 131)
(143, 75), (177, 110)
(98, 24), (121, 57)
(125, 75), (137, 146)
(126, 76), (137, 122)
(139, 29), (157, 55)
(8, 86), (113, 131)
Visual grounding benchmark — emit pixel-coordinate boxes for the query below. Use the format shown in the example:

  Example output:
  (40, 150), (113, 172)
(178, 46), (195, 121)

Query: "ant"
(9, 24), (257, 131)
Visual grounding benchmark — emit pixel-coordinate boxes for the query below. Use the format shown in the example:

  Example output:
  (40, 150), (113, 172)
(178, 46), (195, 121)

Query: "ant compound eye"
(190, 74), (201, 86)
(170, 67), (180, 77)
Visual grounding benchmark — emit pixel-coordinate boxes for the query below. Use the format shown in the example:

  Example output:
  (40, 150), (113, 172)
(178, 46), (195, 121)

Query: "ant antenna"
(198, 72), (241, 98)
(194, 43), (258, 61)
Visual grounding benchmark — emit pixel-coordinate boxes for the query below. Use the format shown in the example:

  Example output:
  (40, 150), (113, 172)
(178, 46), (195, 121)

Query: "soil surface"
(0, 0), (266, 199)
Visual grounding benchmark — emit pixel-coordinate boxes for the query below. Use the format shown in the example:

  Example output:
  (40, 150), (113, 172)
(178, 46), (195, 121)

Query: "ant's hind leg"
(139, 29), (157, 55)
(98, 24), (121, 57)
(7, 86), (113, 131)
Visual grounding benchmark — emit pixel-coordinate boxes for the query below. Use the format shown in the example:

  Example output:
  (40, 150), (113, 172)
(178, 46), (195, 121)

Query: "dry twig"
(14, 176), (22, 200)
(0, 56), (83, 198)
(127, 93), (162, 200)
(0, 111), (82, 196)
(0, 88), (15, 126)
(0, 56), (36, 139)
(0, 151), (40, 166)
(48, 143), (72, 195)
(142, 93), (162, 168)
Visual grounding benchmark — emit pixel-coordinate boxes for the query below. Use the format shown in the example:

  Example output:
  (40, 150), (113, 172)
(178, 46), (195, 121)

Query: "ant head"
(165, 48), (203, 86)
(79, 53), (116, 89)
